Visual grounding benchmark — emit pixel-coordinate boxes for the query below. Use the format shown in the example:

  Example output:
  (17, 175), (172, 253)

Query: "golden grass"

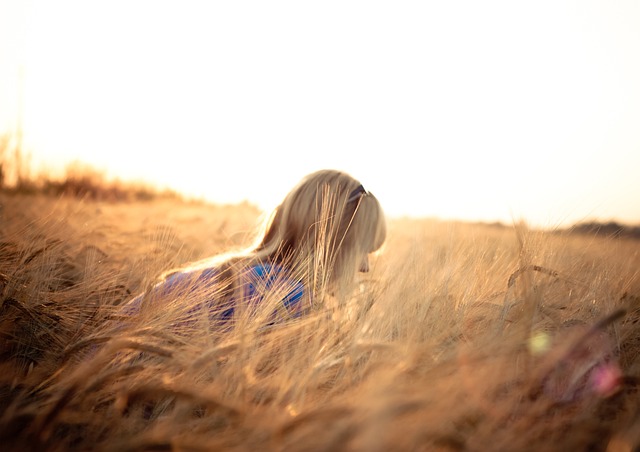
(1, 192), (639, 451)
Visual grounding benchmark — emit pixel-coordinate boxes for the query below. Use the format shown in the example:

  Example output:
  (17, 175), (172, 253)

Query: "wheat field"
(1, 192), (639, 451)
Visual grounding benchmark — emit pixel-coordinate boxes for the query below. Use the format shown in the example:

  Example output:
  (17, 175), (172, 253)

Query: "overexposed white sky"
(1, 0), (639, 228)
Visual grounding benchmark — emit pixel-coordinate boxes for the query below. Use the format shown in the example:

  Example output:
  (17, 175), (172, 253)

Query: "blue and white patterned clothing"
(124, 263), (305, 327)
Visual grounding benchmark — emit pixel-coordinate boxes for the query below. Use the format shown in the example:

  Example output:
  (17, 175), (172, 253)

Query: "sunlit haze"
(1, 0), (639, 228)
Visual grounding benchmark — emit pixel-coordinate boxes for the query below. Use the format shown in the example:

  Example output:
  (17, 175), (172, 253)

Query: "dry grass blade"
(507, 264), (560, 288)
(121, 382), (243, 419)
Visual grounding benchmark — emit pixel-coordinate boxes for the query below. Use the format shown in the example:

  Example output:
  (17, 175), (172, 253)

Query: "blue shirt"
(124, 263), (305, 328)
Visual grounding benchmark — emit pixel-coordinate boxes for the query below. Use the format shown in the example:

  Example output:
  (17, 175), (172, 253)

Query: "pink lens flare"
(590, 362), (623, 397)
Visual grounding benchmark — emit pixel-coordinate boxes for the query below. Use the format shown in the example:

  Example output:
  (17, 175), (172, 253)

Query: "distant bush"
(40, 161), (179, 202)
(570, 221), (640, 240)
(0, 131), (179, 201)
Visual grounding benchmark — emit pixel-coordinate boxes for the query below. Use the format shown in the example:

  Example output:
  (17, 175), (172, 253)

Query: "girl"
(123, 169), (386, 330)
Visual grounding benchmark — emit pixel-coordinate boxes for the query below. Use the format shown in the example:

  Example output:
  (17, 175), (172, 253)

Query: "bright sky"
(1, 0), (639, 228)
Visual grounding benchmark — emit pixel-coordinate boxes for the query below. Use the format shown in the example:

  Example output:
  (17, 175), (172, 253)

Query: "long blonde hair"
(252, 169), (386, 294)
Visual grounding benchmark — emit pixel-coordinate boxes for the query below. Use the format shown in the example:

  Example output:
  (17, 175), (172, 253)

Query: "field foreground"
(1, 193), (639, 451)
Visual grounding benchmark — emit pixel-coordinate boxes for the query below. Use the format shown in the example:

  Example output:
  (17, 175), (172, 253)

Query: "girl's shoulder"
(122, 264), (232, 316)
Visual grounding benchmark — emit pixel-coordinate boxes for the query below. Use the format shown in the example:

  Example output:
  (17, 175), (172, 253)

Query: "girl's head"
(255, 170), (386, 292)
